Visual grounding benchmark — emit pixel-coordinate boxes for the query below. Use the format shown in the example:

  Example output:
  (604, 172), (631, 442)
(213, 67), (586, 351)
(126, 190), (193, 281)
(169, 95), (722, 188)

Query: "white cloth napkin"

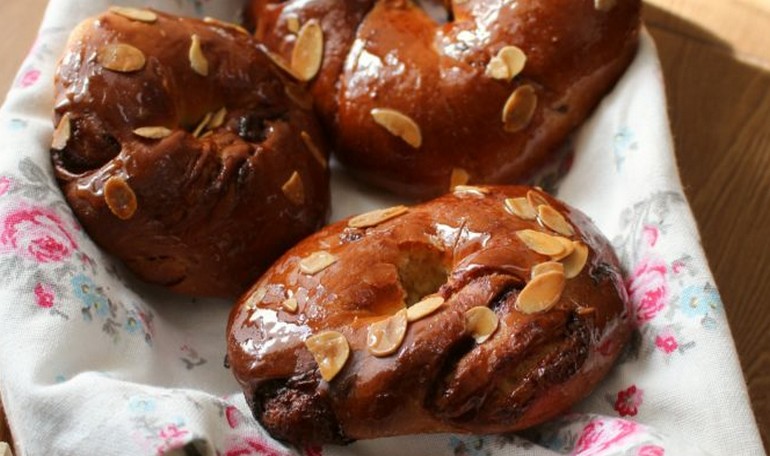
(0, 1), (764, 455)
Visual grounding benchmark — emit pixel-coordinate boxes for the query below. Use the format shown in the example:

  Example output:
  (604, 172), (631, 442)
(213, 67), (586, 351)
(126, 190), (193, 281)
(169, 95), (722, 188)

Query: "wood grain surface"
(0, 0), (768, 453)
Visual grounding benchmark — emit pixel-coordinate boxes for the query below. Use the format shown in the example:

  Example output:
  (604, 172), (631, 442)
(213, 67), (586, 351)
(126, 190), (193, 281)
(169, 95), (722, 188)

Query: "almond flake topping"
(516, 229), (566, 257)
(51, 114), (71, 150)
(348, 205), (409, 229)
(502, 84), (537, 133)
(531, 261), (564, 279)
(450, 168), (470, 190)
(244, 286), (267, 310)
(109, 6), (157, 23)
(286, 15), (301, 33)
(594, 0), (618, 12)
(453, 185), (488, 197)
(208, 107), (227, 130)
(133, 126), (172, 139)
(281, 298), (299, 313)
(367, 309), (408, 357)
(282, 171), (305, 205)
(562, 241), (589, 279)
(192, 112), (213, 138)
(504, 197), (536, 220)
(203, 17), (249, 35)
(299, 251), (336, 275)
(516, 270), (566, 314)
(305, 331), (349, 382)
(189, 34), (209, 76)
(265, 51), (301, 79)
(407, 296), (445, 322)
(551, 236), (576, 261)
(301, 131), (327, 168)
(526, 189), (550, 209)
(371, 108), (422, 148)
(103, 176), (138, 220)
(486, 45), (527, 81)
(291, 19), (324, 81)
(538, 205), (575, 236)
(98, 43), (146, 73)
(465, 306), (499, 344)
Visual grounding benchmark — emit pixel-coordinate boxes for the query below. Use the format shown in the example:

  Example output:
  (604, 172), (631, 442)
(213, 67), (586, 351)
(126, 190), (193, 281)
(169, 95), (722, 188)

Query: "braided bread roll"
(228, 186), (632, 444)
(51, 8), (330, 297)
(248, 0), (641, 198)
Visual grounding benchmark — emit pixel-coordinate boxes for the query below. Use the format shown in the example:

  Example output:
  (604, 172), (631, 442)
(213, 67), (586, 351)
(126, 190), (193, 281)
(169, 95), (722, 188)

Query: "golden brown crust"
(227, 186), (633, 444)
(51, 9), (330, 298)
(248, 0), (641, 198)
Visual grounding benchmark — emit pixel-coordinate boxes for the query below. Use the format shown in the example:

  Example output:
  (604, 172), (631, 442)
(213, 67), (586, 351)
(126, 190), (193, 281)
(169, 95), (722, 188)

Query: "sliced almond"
(98, 43), (146, 73)
(103, 176), (137, 220)
(502, 84), (537, 133)
(266, 51), (301, 79)
(407, 296), (444, 322)
(109, 6), (157, 23)
(244, 286), (267, 310)
(305, 330), (349, 382)
(192, 112), (213, 138)
(282, 171), (305, 205)
(51, 114), (71, 150)
(594, 0), (617, 11)
(281, 297), (299, 313)
(576, 306), (596, 316)
(538, 205), (575, 237)
(133, 126), (172, 139)
(515, 270), (566, 314)
(286, 15), (301, 33)
(301, 131), (327, 168)
(516, 229), (566, 257)
(348, 205), (409, 229)
(531, 261), (564, 279)
(208, 107), (227, 130)
(485, 45), (526, 81)
(562, 241), (589, 279)
(450, 168), (470, 190)
(551, 236), (576, 261)
(189, 34), (209, 76)
(299, 251), (336, 275)
(526, 189), (550, 209)
(371, 108), (422, 148)
(203, 17), (249, 35)
(465, 306), (499, 344)
(504, 197), (536, 220)
(204, 17), (247, 34)
(367, 309), (408, 357)
(291, 19), (324, 81)
(453, 185), (488, 197)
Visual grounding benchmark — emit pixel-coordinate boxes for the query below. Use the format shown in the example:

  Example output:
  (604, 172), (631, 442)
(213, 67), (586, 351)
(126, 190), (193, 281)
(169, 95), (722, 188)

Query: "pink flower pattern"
(614, 385), (644, 417)
(627, 256), (668, 324)
(0, 207), (77, 263)
(155, 424), (189, 455)
(655, 334), (678, 354)
(34, 283), (55, 308)
(18, 68), (41, 88)
(638, 444), (665, 456)
(573, 419), (639, 455)
(0, 177), (11, 197)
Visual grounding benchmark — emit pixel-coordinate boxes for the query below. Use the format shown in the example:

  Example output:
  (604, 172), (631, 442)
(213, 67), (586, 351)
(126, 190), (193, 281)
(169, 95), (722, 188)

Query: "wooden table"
(1, 0), (768, 452)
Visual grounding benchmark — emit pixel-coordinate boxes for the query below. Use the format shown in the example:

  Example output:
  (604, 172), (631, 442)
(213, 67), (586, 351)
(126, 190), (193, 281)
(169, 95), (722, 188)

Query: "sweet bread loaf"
(51, 8), (330, 297)
(248, 0), (641, 198)
(227, 186), (632, 444)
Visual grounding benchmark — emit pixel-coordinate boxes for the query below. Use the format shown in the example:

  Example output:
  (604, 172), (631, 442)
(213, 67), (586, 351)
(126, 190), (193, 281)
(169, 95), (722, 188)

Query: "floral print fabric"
(0, 1), (762, 455)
